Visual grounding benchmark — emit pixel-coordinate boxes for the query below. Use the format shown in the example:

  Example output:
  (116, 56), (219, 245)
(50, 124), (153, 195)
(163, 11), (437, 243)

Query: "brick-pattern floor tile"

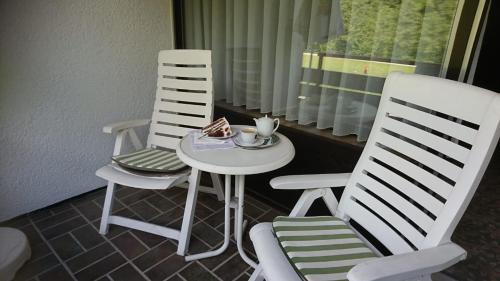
(41, 216), (87, 240)
(146, 194), (176, 212)
(235, 272), (252, 281)
(0, 214), (31, 228)
(34, 208), (79, 230)
(200, 242), (238, 270)
(133, 241), (177, 271)
(129, 200), (160, 221)
(243, 201), (267, 219)
(245, 195), (272, 212)
(179, 262), (219, 281)
(28, 208), (54, 222)
(120, 189), (155, 205)
(13, 254), (60, 281)
(165, 275), (184, 281)
(75, 252), (126, 281)
(157, 186), (187, 199)
(169, 191), (189, 205)
(196, 193), (224, 211)
(29, 241), (52, 261)
(257, 208), (287, 222)
(215, 214), (254, 241)
(66, 243), (115, 273)
(72, 224), (105, 250)
(71, 189), (106, 205)
(214, 254), (251, 281)
(19, 224), (44, 245)
(73, 200), (103, 221)
(185, 235), (210, 255)
(38, 265), (73, 281)
(50, 201), (75, 215)
(146, 255), (190, 281)
(109, 264), (146, 281)
(203, 208), (232, 228)
(192, 204), (216, 220)
(115, 186), (141, 199)
(149, 206), (186, 226)
(111, 232), (147, 259)
(93, 194), (124, 211)
(48, 233), (84, 260)
(130, 229), (167, 249)
(192, 221), (224, 247)
(94, 208), (138, 238)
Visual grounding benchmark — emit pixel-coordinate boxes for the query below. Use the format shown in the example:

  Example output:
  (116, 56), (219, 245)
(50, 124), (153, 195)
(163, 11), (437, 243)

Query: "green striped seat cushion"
(272, 216), (377, 281)
(112, 148), (187, 173)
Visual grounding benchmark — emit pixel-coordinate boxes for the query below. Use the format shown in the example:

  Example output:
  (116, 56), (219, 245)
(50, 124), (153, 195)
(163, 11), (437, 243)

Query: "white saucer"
(233, 135), (265, 147)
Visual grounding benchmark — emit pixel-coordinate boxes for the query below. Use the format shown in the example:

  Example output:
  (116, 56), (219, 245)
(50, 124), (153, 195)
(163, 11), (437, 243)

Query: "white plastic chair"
(249, 72), (500, 281)
(96, 50), (224, 256)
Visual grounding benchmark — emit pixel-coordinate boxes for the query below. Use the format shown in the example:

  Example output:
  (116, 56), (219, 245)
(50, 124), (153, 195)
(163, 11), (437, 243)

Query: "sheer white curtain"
(184, 0), (459, 141)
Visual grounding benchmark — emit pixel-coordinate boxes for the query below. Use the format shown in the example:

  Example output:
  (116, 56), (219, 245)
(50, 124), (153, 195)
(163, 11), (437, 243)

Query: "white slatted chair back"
(336, 72), (500, 255)
(146, 50), (213, 150)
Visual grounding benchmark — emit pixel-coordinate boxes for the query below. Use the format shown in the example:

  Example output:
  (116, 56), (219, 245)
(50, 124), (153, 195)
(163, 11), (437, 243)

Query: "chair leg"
(249, 265), (265, 281)
(177, 168), (201, 256)
(210, 173), (225, 201)
(99, 181), (116, 234)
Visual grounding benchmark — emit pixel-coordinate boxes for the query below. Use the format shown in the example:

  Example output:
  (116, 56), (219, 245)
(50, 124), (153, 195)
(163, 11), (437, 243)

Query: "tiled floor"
(3, 185), (285, 281)
(2, 150), (499, 281)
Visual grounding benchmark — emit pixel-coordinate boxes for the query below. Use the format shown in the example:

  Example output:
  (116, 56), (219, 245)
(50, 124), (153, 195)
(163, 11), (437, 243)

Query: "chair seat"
(96, 163), (189, 190)
(112, 148), (187, 173)
(272, 216), (377, 281)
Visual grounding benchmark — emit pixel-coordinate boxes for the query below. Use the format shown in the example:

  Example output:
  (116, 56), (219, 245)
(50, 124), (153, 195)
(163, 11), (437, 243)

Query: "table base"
(185, 174), (258, 269)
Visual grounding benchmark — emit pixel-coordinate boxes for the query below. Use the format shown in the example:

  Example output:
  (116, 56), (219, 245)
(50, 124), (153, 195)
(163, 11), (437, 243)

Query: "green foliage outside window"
(321, 0), (459, 64)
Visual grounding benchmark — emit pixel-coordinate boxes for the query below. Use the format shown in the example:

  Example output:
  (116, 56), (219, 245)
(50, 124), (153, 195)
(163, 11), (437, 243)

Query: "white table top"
(176, 125), (295, 175)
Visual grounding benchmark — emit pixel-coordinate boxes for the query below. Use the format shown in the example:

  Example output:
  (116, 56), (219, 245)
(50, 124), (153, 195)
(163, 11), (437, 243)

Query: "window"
(175, 0), (489, 141)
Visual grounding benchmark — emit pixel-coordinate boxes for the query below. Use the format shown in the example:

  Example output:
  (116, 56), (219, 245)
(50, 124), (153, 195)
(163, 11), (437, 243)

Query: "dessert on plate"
(202, 117), (232, 137)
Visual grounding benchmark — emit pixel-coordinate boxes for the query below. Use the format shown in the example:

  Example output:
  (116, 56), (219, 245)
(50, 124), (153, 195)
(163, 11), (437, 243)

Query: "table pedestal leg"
(235, 175), (258, 268)
(241, 219), (248, 234)
(185, 175), (258, 269)
(185, 174), (231, 261)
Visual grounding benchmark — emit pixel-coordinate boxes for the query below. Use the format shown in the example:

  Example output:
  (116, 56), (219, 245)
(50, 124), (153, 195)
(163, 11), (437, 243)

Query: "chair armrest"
(103, 119), (151, 134)
(347, 243), (467, 281)
(270, 173), (351, 190)
(250, 223), (303, 281)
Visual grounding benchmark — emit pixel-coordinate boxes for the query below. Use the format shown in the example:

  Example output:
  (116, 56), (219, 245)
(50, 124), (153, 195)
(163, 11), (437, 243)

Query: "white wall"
(0, 0), (174, 221)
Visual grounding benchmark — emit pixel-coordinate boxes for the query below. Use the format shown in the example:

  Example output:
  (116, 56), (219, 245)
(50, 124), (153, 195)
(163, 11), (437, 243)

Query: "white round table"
(176, 125), (295, 268)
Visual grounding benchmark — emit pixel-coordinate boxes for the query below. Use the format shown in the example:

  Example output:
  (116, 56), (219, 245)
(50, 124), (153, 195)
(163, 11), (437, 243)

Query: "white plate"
(202, 127), (238, 139)
(233, 135), (265, 147)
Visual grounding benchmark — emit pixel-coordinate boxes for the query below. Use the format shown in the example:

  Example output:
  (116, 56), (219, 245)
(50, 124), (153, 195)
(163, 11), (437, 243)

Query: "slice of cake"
(202, 117), (232, 137)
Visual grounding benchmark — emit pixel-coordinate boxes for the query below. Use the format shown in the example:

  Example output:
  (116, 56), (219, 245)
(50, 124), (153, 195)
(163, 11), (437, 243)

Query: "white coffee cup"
(240, 127), (257, 144)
